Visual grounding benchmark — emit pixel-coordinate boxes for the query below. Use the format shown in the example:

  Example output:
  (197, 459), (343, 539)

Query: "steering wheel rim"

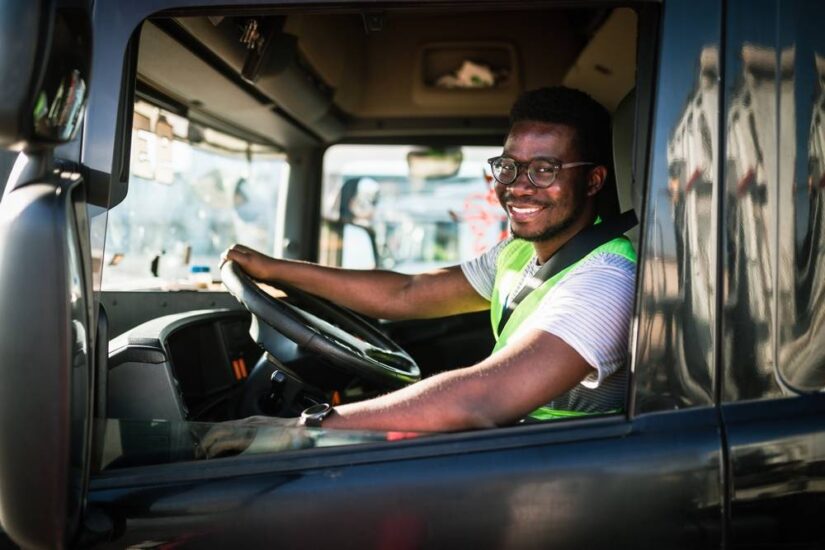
(221, 260), (420, 387)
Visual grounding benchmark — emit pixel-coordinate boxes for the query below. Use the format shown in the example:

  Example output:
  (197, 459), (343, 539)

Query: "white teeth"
(510, 205), (541, 215)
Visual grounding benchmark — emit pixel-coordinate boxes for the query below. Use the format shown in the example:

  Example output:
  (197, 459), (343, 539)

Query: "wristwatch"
(300, 403), (335, 427)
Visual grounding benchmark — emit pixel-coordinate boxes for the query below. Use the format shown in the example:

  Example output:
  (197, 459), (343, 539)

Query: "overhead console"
(135, 7), (637, 146)
(411, 41), (520, 110)
(149, 15), (345, 143)
(137, 21), (319, 147)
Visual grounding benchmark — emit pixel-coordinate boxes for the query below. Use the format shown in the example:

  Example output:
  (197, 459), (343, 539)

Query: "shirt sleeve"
(520, 253), (637, 387)
(459, 237), (512, 301)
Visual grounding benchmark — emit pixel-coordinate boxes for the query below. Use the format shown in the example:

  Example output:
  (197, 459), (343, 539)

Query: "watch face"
(302, 403), (333, 427)
(304, 403), (331, 416)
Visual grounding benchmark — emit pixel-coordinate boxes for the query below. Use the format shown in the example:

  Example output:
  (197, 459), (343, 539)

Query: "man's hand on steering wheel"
(222, 244), (278, 281)
(221, 243), (421, 394)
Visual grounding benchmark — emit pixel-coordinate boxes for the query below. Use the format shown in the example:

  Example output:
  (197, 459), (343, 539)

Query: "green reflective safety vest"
(490, 234), (637, 420)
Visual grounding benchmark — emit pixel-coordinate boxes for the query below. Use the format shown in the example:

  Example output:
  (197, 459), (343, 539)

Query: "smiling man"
(222, 86), (636, 433)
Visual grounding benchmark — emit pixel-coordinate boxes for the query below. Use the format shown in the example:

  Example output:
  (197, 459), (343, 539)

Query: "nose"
(508, 168), (535, 195)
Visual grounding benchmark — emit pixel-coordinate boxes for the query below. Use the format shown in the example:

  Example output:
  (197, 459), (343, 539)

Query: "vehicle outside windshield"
(102, 100), (289, 291)
(320, 144), (506, 272)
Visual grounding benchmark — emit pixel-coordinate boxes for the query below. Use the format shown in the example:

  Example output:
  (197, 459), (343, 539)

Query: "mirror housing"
(0, 0), (91, 150)
(0, 171), (94, 549)
(0, 1), (95, 548)
(407, 147), (463, 180)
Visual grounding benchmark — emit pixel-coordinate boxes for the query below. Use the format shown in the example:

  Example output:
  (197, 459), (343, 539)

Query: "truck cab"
(0, 1), (824, 548)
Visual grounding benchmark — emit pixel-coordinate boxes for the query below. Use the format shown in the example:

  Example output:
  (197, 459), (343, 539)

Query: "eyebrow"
(499, 154), (563, 162)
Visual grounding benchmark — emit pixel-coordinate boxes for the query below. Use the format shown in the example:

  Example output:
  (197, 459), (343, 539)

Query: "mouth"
(506, 202), (546, 223)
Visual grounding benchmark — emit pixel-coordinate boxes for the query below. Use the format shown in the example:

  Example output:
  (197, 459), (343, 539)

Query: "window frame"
(85, 0), (664, 481)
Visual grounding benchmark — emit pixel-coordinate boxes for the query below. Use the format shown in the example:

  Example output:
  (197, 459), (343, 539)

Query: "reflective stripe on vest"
(489, 236), (637, 419)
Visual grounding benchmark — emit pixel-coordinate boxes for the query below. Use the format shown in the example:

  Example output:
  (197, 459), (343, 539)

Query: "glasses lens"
(528, 159), (559, 188)
(491, 157), (517, 184)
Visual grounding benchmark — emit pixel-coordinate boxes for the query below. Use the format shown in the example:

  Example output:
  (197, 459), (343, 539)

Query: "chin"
(511, 220), (572, 242)
(513, 228), (561, 242)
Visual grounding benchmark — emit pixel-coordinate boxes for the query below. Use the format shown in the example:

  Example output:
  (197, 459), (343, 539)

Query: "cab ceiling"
(136, 6), (636, 148)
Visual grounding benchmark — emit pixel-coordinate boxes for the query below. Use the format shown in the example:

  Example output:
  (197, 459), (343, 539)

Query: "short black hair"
(509, 86), (611, 167)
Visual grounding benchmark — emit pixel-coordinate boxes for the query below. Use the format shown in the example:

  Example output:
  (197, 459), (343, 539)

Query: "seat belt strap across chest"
(497, 210), (638, 336)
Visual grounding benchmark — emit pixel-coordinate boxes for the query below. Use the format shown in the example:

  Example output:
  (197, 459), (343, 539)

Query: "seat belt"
(497, 210), (638, 335)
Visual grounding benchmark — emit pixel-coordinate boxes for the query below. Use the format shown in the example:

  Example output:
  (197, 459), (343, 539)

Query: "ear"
(586, 165), (608, 197)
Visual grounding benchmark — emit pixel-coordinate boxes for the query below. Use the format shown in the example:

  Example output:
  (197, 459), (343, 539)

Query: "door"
(721, 1), (825, 547)
(81, 1), (725, 548)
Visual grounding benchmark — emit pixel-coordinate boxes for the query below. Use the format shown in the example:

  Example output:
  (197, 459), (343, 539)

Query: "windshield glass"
(320, 145), (506, 273)
(102, 101), (289, 291)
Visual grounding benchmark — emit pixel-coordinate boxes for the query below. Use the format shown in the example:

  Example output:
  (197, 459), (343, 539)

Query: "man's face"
(496, 121), (592, 242)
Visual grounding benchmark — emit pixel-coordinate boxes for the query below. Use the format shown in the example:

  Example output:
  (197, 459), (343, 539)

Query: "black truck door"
(722, 1), (825, 547)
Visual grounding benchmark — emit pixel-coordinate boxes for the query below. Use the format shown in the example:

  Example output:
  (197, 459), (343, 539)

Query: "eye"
(532, 162), (555, 174)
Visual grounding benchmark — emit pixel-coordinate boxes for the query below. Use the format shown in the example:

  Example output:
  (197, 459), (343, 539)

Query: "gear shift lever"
(265, 369), (287, 412)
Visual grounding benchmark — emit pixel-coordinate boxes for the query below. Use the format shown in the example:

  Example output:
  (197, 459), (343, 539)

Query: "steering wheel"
(221, 260), (420, 389)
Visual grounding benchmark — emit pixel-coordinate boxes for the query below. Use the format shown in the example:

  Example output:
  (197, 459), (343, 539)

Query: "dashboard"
(106, 308), (377, 424)
(107, 309), (264, 422)
(165, 314), (261, 419)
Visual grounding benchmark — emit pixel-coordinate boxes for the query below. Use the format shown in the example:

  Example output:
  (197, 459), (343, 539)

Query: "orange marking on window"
(238, 357), (248, 378)
(331, 390), (341, 406)
(231, 359), (242, 380)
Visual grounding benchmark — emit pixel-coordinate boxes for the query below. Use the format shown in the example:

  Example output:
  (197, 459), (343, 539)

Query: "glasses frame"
(487, 156), (595, 188)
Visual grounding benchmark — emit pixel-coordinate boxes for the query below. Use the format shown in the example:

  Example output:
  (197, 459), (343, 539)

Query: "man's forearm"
(224, 244), (489, 320)
(259, 259), (419, 319)
(318, 331), (594, 433)
(256, 259), (487, 320)
(321, 364), (502, 432)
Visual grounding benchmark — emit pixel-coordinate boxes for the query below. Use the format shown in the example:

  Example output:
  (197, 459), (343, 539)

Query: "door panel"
(90, 409), (722, 549)
(722, 1), (825, 547)
(723, 398), (825, 547)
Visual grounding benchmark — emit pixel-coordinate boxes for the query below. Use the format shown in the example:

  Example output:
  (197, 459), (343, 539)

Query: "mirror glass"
(31, 9), (91, 144)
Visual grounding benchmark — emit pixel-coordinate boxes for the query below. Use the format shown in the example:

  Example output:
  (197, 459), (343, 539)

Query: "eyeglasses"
(487, 156), (594, 188)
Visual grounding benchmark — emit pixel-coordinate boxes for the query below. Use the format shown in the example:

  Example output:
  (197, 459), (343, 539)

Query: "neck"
(532, 207), (598, 264)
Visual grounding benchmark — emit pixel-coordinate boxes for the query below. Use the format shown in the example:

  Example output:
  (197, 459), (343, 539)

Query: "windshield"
(320, 144), (506, 273)
(102, 101), (289, 291)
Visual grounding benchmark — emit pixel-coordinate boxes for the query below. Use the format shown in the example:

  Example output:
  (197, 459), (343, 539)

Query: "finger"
(205, 437), (243, 459)
(201, 426), (245, 458)
(220, 250), (247, 270)
(231, 244), (252, 255)
(200, 426), (232, 455)
(222, 244), (252, 260)
(220, 247), (235, 266)
(204, 432), (247, 459)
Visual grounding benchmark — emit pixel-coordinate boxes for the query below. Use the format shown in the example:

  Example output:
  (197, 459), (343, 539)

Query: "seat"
(611, 88), (640, 246)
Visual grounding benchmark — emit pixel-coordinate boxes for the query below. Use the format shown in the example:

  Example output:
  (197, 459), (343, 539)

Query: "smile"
(507, 203), (546, 222)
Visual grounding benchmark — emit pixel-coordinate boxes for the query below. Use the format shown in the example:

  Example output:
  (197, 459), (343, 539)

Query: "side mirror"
(0, 0), (91, 150)
(0, 1), (95, 548)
